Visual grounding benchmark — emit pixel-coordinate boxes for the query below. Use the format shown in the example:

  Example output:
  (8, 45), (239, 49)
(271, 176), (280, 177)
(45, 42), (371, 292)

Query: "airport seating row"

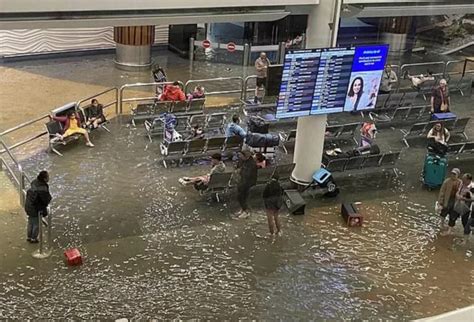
(144, 112), (227, 142)
(203, 163), (295, 202)
(401, 117), (470, 147)
(369, 104), (429, 124)
(280, 122), (361, 154)
(131, 99), (205, 126)
(375, 91), (419, 111)
(160, 136), (243, 168)
(446, 141), (474, 156)
(45, 103), (110, 156)
(323, 151), (401, 176)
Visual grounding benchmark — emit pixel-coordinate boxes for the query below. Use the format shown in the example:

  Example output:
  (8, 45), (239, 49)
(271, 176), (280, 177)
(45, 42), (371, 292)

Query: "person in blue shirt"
(225, 115), (247, 139)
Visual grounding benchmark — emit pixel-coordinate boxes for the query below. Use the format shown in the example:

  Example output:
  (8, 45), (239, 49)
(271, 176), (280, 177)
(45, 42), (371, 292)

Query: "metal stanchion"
(32, 208), (52, 259)
(277, 42), (286, 64)
(243, 43), (250, 67)
(301, 32), (306, 49)
(19, 170), (26, 207)
(189, 37), (195, 73)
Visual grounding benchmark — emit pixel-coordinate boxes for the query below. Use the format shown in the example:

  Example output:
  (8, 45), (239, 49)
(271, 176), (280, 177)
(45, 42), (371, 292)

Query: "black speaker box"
(341, 203), (363, 227)
(283, 190), (306, 215)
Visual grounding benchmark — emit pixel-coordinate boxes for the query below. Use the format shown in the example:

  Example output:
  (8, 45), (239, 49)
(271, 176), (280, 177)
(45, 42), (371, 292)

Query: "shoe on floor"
(236, 211), (250, 219)
(26, 238), (32, 243)
(30, 239), (39, 243)
(86, 142), (95, 147)
(178, 178), (187, 186)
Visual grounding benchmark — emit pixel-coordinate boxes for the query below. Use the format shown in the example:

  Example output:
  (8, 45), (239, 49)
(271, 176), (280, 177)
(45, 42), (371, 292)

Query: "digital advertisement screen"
(276, 44), (389, 119)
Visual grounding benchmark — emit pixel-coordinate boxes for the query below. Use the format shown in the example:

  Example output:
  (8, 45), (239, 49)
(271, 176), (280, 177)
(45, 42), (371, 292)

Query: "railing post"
(19, 170), (25, 207)
(301, 33), (306, 49)
(119, 86), (124, 115)
(32, 207), (52, 259)
(277, 42), (286, 64)
(243, 43), (250, 67)
(189, 37), (195, 72)
(115, 88), (119, 115)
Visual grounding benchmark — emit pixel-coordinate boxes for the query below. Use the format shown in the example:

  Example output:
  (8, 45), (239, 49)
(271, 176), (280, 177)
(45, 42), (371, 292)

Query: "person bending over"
(225, 115), (247, 139)
(438, 168), (462, 230)
(178, 153), (225, 190)
(444, 173), (473, 236)
(53, 111), (94, 147)
(86, 99), (106, 129)
(234, 150), (258, 219)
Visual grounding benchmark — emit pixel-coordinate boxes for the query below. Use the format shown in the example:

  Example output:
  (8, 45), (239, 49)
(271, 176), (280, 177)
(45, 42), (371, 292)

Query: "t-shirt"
(209, 162), (226, 176)
(69, 118), (79, 130)
(380, 70), (398, 92)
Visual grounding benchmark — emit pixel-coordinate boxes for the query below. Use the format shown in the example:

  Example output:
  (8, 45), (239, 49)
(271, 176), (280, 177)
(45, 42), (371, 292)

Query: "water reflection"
(1, 118), (473, 320)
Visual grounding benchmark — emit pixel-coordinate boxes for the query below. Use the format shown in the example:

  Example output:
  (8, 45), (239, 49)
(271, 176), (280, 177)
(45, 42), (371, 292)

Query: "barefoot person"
(86, 99), (106, 129)
(263, 173), (283, 236)
(178, 153), (225, 190)
(53, 111), (94, 147)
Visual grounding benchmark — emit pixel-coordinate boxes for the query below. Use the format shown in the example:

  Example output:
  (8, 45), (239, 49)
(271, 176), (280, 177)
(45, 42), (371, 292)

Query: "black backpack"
(248, 116), (269, 134)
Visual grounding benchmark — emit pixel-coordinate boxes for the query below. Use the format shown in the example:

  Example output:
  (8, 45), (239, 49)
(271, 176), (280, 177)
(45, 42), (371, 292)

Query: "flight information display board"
(276, 44), (389, 119)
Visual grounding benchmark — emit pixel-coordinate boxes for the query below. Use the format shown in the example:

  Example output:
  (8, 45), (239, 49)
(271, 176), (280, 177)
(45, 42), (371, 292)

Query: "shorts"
(264, 197), (282, 211)
(256, 77), (266, 87)
(64, 128), (87, 137)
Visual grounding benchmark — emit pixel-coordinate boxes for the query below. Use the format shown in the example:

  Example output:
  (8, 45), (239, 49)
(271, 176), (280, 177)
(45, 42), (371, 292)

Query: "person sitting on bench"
(255, 152), (268, 169)
(406, 70), (435, 88)
(53, 111), (94, 147)
(427, 122), (450, 155)
(187, 85), (205, 100)
(225, 115), (247, 139)
(160, 81), (186, 101)
(185, 123), (205, 140)
(86, 99), (106, 129)
(178, 153), (226, 190)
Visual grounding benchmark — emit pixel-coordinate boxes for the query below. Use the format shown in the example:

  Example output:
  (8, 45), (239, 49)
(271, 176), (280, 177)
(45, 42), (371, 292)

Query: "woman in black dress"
(263, 173), (284, 235)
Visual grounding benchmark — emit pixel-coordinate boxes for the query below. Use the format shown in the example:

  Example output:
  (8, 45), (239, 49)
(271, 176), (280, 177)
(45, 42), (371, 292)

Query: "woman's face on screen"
(353, 79), (362, 94)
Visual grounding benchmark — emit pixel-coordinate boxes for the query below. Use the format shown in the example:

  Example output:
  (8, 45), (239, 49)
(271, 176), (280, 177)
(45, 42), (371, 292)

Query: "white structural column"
(291, 0), (342, 185)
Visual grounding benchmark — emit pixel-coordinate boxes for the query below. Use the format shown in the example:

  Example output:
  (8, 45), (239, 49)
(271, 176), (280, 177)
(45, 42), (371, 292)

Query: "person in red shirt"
(160, 81), (186, 101)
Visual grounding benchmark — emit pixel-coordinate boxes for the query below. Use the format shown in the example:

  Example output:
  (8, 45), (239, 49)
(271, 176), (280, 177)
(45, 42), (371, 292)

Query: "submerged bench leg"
(101, 125), (111, 133)
(51, 146), (63, 157)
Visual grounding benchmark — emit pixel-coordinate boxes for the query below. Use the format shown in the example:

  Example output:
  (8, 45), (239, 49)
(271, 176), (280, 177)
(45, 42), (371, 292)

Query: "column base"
(114, 43), (152, 71)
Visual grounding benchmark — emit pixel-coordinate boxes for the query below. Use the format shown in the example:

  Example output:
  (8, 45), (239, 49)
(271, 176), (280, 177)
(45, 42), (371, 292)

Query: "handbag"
(453, 200), (469, 215)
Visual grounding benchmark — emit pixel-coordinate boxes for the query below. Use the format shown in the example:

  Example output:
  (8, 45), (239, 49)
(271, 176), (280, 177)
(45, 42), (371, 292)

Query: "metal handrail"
(242, 75), (258, 101)
(118, 81), (185, 114)
(0, 132), (48, 154)
(0, 114), (50, 136)
(75, 87), (118, 114)
(184, 77), (244, 98)
(400, 62), (446, 75)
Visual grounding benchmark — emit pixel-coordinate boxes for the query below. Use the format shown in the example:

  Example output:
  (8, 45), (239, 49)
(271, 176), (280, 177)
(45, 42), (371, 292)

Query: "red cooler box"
(64, 248), (82, 266)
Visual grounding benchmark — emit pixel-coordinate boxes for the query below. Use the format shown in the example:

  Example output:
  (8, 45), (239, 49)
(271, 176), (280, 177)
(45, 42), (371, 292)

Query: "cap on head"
(451, 168), (461, 176)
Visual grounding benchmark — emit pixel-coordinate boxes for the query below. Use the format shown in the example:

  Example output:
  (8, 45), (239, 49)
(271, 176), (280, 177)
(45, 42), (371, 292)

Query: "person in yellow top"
(53, 112), (94, 147)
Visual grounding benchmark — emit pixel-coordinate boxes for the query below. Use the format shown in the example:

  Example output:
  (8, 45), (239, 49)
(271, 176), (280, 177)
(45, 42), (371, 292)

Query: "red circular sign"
(202, 40), (211, 49)
(227, 42), (236, 52)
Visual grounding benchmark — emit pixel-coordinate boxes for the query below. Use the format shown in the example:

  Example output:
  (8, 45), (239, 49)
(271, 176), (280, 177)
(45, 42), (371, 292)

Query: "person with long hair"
(346, 76), (364, 111)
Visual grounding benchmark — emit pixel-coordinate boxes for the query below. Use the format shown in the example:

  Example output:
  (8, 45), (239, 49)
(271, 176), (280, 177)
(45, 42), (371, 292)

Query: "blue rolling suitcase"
(423, 154), (447, 188)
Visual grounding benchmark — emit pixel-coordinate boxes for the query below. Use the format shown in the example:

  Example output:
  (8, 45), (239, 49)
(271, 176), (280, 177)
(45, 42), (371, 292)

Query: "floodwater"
(1, 115), (473, 320)
(0, 52), (473, 319)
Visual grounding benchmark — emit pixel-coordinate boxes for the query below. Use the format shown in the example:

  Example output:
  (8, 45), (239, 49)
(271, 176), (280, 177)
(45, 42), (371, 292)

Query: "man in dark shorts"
(263, 173), (283, 236)
(234, 150), (257, 219)
(255, 52), (270, 88)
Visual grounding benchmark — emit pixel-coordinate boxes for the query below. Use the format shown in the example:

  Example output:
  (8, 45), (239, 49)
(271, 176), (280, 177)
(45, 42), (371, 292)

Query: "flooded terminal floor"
(0, 51), (473, 319)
